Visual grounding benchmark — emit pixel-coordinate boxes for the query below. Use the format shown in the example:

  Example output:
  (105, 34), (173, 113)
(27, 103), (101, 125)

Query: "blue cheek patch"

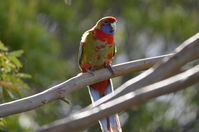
(102, 25), (114, 34)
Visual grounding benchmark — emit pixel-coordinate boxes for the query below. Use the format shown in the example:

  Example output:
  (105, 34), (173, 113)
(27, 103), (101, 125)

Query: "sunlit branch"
(0, 53), (172, 117)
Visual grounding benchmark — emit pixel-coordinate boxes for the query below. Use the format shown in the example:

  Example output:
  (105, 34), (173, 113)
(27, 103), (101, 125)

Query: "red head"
(102, 16), (117, 23)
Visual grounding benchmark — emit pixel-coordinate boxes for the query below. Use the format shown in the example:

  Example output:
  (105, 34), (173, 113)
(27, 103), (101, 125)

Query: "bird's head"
(95, 16), (117, 34)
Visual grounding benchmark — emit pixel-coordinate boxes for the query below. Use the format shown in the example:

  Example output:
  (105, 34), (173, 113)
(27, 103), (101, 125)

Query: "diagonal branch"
(0, 53), (172, 117)
(1, 33), (198, 119)
(37, 65), (199, 132)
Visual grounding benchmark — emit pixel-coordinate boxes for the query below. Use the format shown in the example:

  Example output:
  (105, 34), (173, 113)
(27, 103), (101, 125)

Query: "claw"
(87, 69), (95, 76)
(106, 65), (114, 75)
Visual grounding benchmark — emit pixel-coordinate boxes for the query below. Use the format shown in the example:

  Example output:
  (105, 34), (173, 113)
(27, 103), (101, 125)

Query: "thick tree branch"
(37, 65), (199, 132)
(1, 33), (198, 120)
(0, 53), (172, 117)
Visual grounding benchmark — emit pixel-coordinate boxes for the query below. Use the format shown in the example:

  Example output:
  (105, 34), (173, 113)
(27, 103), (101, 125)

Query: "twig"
(59, 97), (71, 104)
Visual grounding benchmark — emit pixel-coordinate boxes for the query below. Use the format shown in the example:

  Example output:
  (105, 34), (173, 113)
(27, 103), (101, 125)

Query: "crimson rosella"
(78, 16), (122, 132)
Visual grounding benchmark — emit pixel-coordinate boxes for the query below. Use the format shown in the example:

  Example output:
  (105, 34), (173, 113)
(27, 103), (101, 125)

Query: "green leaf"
(8, 56), (22, 68)
(0, 41), (8, 51)
(8, 50), (24, 57)
(16, 73), (32, 78)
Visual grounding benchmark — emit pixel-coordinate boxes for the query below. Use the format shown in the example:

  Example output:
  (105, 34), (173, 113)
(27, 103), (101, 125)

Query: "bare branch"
(1, 33), (198, 120)
(0, 53), (172, 117)
(37, 65), (199, 132)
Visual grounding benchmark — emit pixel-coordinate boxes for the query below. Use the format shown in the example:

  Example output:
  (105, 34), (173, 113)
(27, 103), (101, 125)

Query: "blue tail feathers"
(89, 79), (122, 132)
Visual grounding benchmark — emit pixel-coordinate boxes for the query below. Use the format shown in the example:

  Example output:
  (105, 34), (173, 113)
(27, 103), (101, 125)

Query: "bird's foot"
(87, 69), (95, 76)
(106, 64), (114, 75)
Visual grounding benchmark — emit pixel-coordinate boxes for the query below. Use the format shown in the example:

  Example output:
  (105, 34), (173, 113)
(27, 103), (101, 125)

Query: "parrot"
(78, 16), (122, 132)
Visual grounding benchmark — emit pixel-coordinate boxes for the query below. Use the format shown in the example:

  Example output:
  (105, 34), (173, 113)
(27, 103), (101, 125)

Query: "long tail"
(89, 79), (122, 132)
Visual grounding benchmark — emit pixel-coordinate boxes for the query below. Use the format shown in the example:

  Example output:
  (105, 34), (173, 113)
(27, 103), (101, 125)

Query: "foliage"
(0, 42), (30, 102)
(0, 42), (31, 131)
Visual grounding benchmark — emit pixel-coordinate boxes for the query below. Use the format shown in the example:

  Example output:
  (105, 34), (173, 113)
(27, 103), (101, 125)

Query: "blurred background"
(0, 0), (199, 131)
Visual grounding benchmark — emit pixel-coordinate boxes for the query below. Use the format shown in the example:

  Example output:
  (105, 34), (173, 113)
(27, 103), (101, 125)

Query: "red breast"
(94, 29), (114, 44)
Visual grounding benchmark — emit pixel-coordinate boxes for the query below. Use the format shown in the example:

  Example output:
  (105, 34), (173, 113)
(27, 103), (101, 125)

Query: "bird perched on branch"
(78, 16), (122, 132)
